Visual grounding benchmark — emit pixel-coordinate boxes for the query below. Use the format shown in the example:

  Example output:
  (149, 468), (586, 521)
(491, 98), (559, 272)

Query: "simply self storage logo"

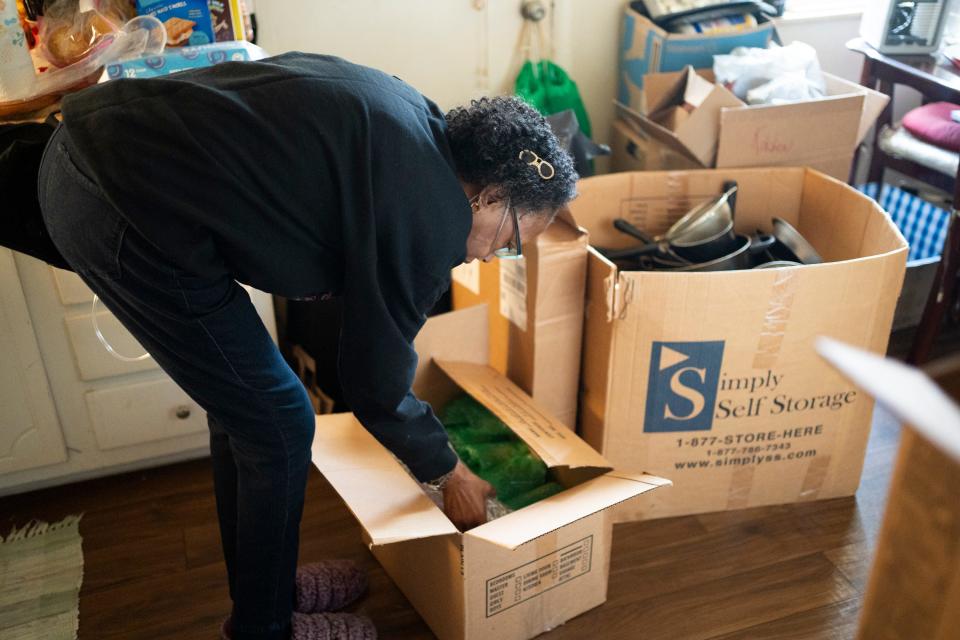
(644, 341), (725, 433)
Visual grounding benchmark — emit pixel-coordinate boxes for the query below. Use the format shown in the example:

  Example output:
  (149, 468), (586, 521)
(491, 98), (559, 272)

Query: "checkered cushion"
(857, 183), (949, 262)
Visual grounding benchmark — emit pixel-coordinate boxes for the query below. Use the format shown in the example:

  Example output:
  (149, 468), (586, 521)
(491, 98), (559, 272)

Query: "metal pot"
(770, 217), (823, 264)
(602, 183), (739, 263)
(667, 183), (738, 246)
(667, 234), (775, 272)
(753, 260), (803, 269)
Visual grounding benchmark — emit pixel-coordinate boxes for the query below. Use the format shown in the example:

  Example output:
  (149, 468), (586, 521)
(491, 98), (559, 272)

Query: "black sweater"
(61, 52), (469, 481)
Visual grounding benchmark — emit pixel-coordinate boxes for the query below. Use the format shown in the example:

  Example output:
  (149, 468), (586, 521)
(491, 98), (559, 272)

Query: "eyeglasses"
(490, 198), (523, 260)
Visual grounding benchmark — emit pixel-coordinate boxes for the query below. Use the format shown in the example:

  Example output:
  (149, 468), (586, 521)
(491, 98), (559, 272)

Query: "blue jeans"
(39, 125), (314, 640)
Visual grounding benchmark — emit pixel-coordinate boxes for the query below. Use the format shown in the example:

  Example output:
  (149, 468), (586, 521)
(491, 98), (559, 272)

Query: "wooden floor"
(0, 404), (902, 640)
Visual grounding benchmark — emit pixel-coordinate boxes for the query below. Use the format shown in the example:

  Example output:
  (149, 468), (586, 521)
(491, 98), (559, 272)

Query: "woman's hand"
(442, 460), (496, 531)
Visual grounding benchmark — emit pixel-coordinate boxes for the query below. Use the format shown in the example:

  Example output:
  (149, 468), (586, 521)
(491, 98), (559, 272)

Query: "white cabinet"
(0, 252), (278, 496)
(0, 249), (66, 475)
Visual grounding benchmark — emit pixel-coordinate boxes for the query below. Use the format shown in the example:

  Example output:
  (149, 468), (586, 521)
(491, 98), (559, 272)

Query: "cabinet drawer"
(64, 311), (160, 381)
(86, 378), (207, 450)
(51, 267), (94, 305)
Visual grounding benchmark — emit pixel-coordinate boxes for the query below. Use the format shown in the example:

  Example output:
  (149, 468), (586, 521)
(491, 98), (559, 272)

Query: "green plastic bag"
(441, 395), (554, 507)
(503, 481), (564, 511)
(456, 441), (530, 472)
(484, 453), (548, 503)
(515, 59), (592, 139)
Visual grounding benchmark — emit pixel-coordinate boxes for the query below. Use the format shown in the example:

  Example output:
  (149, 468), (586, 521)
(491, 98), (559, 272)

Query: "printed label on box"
(485, 536), (593, 617)
(499, 258), (527, 331)
(452, 261), (480, 295)
(644, 341), (725, 433)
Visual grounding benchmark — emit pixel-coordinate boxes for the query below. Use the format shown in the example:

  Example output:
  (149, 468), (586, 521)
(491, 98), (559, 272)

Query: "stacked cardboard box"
(618, 7), (776, 108)
(451, 211), (588, 428)
(612, 67), (889, 180)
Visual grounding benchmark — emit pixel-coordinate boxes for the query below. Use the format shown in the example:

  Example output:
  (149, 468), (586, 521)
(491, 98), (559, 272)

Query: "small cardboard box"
(817, 340), (960, 640)
(311, 306), (669, 640)
(617, 67), (889, 180)
(639, 66), (743, 167)
(451, 211), (588, 428)
(570, 168), (907, 521)
(618, 7), (776, 108)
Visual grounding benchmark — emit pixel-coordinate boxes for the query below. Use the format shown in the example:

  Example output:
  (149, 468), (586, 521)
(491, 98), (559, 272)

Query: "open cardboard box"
(311, 306), (669, 640)
(613, 67), (889, 180)
(451, 210), (589, 428)
(817, 340), (960, 640)
(569, 167), (907, 521)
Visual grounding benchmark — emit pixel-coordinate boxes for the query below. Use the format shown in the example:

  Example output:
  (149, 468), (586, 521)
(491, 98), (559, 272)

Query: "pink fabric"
(290, 612), (377, 640)
(901, 102), (960, 152)
(294, 560), (368, 614)
(221, 612), (376, 640)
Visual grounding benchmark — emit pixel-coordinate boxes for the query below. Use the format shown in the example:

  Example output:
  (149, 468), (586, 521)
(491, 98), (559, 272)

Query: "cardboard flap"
(716, 94), (864, 169)
(311, 413), (459, 545)
(412, 305), (489, 409)
(466, 471), (670, 550)
(643, 67), (717, 114)
(676, 82), (743, 167)
(614, 102), (706, 167)
(434, 360), (612, 470)
(817, 338), (960, 465)
(822, 72), (890, 146)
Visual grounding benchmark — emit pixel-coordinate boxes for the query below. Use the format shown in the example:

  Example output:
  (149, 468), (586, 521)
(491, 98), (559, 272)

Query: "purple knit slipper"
(294, 559), (368, 614)
(219, 612), (376, 640)
(291, 611), (377, 640)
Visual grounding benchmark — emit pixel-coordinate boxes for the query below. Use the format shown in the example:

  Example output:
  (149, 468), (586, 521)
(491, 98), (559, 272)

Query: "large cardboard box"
(614, 68), (889, 180)
(311, 306), (669, 640)
(817, 340), (960, 640)
(618, 7), (776, 108)
(570, 168), (908, 521)
(451, 211), (588, 428)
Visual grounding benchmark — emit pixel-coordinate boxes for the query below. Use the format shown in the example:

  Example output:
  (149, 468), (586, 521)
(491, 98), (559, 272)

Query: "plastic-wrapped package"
(442, 396), (515, 446)
(0, 10), (164, 116)
(135, 0), (214, 47)
(441, 395), (561, 512)
(104, 40), (265, 79)
(713, 41), (826, 105)
(40, 4), (118, 68)
(455, 441), (530, 472)
(502, 482), (564, 511)
(485, 453), (548, 504)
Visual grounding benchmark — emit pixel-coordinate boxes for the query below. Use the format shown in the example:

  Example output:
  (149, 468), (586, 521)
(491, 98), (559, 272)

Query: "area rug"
(0, 515), (84, 640)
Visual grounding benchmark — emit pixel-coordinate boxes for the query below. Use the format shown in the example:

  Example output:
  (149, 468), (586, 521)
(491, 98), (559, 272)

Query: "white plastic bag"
(713, 41), (826, 106)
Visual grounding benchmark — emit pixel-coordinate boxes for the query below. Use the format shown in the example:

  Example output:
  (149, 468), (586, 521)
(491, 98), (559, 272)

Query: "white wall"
(255, 0), (623, 145)
(254, 3), (913, 168)
(776, 13), (922, 122)
(257, 1), (548, 109)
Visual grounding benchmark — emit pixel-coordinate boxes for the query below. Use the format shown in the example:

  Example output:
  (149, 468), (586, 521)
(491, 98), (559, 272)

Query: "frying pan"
(602, 183), (740, 263)
(753, 260), (803, 269)
(664, 234), (775, 272)
(771, 217), (823, 264)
